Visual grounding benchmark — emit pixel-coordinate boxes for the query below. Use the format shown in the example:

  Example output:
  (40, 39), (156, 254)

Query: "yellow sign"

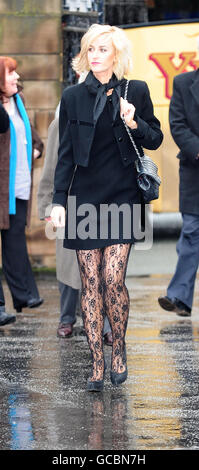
(124, 22), (199, 212)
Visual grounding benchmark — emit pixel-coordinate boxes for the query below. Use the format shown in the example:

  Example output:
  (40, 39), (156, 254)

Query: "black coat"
(169, 69), (199, 215)
(53, 78), (163, 208)
(0, 103), (9, 133)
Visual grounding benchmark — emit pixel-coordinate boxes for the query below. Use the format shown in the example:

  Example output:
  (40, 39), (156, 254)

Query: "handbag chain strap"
(122, 80), (142, 162)
(122, 81), (161, 185)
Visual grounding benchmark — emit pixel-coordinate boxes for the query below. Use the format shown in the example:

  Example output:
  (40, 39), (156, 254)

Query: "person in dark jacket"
(0, 56), (44, 325)
(158, 66), (199, 317)
(51, 24), (163, 391)
(0, 101), (9, 132)
(0, 101), (16, 326)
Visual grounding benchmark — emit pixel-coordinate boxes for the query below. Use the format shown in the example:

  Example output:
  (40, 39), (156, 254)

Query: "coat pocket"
(69, 120), (95, 166)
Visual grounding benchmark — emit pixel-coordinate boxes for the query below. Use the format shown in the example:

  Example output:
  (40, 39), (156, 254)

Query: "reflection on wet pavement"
(0, 275), (199, 450)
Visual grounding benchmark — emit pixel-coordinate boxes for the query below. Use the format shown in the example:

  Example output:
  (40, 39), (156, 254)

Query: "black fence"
(61, 0), (199, 88)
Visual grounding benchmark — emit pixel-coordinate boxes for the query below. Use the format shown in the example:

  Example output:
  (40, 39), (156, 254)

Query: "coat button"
(118, 136), (123, 142)
(123, 157), (127, 161)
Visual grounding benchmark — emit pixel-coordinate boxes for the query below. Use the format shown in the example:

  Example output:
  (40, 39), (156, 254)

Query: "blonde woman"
(51, 24), (163, 391)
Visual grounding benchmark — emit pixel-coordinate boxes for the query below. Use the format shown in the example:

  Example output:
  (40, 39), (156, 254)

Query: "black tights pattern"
(76, 244), (131, 381)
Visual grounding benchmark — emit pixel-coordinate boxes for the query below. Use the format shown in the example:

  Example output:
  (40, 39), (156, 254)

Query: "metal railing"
(62, 0), (102, 13)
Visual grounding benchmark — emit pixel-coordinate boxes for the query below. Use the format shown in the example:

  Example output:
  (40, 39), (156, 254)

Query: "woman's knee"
(102, 267), (124, 296)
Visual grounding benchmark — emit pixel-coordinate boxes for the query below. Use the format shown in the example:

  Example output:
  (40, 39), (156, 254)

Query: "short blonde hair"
(72, 24), (133, 80)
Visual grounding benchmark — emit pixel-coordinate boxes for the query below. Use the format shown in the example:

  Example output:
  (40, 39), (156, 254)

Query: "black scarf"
(85, 71), (126, 124)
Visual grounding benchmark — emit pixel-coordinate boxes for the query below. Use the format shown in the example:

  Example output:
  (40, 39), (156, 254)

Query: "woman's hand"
(33, 148), (41, 159)
(50, 206), (65, 227)
(120, 97), (138, 129)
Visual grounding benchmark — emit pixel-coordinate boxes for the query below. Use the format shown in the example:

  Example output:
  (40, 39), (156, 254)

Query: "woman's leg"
(1, 199), (39, 309)
(102, 243), (132, 375)
(76, 248), (105, 382)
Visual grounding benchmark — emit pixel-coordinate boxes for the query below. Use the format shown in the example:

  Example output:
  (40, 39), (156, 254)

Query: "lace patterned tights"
(76, 244), (131, 381)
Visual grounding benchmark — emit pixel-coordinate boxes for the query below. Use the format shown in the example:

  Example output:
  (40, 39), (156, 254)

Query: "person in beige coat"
(37, 110), (112, 344)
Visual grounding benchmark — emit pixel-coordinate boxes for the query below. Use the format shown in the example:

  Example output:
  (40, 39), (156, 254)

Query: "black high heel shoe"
(110, 345), (128, 386)
(15, 297), (44, 313)
(86, 359), (107, 392)
(87, 378), (104, 392)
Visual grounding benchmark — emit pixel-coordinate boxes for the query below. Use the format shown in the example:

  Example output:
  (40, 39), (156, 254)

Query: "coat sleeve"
(31, 124), (44, 158)
(0, 103), (9, 133)
(52, 92), (76, 208)
(37, 118), (59, 219)
(169, 76), (199, 163)
(129, 81), (163, 150)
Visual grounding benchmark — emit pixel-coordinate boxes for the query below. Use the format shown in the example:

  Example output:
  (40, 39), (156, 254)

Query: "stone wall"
(0, 0), (62, 268)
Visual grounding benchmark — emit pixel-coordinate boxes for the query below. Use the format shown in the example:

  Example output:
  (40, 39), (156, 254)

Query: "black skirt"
(64, 100), (141, 250)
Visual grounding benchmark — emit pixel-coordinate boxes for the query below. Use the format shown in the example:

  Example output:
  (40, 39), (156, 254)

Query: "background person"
(51, 24), (163, 391)
(0, 101), (16, 326)
(38, 113), (80, 338)
(0, 56), (43, 316)
(38, 110), (113, 344)
(158, 49), (199, 318)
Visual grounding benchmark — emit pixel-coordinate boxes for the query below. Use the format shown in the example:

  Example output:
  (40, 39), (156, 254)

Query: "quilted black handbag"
(122, 80), (161, 203)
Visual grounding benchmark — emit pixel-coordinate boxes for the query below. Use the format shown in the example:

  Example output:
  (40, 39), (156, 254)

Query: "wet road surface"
(0, 274), (199, 451)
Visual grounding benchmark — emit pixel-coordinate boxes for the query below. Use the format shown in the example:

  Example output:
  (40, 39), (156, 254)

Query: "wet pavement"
(0, 249), (199, 451)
